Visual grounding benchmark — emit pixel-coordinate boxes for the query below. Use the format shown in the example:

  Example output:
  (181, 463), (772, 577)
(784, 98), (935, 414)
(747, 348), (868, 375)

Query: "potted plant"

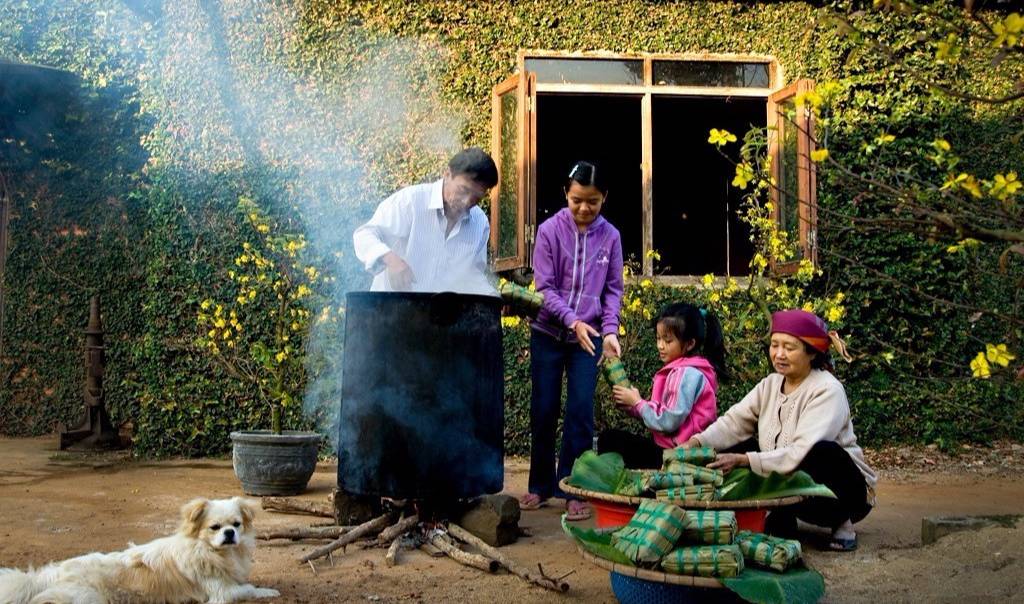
(197, 195), (333, 496)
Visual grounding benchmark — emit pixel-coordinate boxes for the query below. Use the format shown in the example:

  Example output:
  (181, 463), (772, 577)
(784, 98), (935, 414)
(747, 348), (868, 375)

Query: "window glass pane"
(654, 61), (770, 88)
(525, 58), (643, 85)
(779, 101), (800, 244)
(497, 90), (519, 259)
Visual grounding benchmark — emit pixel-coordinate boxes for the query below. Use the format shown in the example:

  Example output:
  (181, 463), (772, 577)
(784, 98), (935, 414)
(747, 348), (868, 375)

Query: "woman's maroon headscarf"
(770, 309), (852, 362)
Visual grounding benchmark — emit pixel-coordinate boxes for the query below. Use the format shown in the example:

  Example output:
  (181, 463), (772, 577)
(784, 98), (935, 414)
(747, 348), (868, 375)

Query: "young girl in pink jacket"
(599, 303), (725, 468)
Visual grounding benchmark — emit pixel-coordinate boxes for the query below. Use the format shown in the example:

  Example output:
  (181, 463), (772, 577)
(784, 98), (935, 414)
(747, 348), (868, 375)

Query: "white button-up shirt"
(353, 179), (497, 295)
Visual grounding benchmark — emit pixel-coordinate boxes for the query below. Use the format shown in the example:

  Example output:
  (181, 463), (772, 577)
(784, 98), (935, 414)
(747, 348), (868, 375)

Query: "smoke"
(7, 1), (470, 442)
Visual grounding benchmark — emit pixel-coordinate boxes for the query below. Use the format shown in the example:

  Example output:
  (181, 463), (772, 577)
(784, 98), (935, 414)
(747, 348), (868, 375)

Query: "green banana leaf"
(567, 450), (626, 494)
(723, 566), (826, 604)
(560, 514), (635, 566)
(718, 469), (836, 501)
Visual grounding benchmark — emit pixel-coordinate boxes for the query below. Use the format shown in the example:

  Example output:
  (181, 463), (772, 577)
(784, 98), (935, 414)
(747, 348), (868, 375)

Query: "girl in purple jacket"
(599, 303), (725, 469)
(520, 161), (624, 521)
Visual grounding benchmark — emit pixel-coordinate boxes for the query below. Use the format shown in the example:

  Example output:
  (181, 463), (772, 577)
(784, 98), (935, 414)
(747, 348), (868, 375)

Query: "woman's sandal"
(828, 536), (858, 552)
(565, 499), (592, 521)
(519, 493), (548, 511)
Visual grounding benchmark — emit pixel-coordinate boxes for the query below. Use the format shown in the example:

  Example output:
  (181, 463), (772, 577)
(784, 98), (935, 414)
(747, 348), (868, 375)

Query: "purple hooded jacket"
(532, 208), (624, 341)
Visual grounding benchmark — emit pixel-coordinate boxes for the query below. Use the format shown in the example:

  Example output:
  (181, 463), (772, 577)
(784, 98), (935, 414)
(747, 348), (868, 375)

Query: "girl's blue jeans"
(528, 328), (601, 500)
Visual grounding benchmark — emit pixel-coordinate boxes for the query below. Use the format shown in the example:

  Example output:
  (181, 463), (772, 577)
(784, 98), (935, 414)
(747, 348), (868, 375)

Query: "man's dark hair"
(448, 147), (498, 189)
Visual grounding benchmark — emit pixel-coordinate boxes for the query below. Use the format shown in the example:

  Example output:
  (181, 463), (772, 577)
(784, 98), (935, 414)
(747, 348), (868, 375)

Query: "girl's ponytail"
(699, 308), (727, 380)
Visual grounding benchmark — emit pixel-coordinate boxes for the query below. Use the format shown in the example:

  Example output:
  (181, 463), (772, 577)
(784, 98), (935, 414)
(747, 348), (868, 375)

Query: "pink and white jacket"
(628, 356), (719, 448)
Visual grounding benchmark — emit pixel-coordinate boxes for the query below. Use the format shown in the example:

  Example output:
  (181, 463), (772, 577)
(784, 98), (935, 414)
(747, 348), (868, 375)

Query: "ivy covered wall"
(0, 0), (1020, 456)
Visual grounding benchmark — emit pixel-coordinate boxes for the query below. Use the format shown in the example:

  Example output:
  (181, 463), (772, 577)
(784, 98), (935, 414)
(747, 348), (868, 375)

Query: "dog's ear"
(235, 496), (259, 529)
(180, 497), (209, 537)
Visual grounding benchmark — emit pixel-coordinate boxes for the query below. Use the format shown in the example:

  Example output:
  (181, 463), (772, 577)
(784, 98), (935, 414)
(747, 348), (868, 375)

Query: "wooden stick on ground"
(376, 514), (419, 545)
(384, 536), (404, 567)
(447, 523), (570, 592)
(258, 525), (354, 541)
(428, 533), (499, 573)
(261, 496), (334, 518)
(298, 513), (392, 564)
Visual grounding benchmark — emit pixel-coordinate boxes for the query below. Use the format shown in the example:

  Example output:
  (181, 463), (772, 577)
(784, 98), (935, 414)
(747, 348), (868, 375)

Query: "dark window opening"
(534, 94), (643, 263)
(651, 95), (766, 276)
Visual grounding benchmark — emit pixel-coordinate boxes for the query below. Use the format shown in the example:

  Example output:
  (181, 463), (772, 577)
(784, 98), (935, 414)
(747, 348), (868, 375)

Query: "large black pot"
(338, 291), (504, 500)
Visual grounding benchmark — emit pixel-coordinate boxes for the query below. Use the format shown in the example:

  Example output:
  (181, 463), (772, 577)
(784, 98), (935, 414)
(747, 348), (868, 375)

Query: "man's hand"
(612, 384), (641, 407)
(382, 252), (414, 290)
(571, 320), (600, 355)
(601, 333), (622, 361)
(706, 453), (749, 474)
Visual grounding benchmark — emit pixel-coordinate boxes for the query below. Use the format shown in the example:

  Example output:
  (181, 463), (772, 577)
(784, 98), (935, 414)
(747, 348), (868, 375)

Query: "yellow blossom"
(207, 329), (217, 338)
(970, 352), (991, 379)
(213, 318), (226, 328)
(875, 133), (895, 145)
(946, 238), (980, 254)
(708, 128), (737, 146)
(993, 13), (1023, 48)
(732, 163), (755, 189)
(985, 343), (1016, 368)
(618, 325), (626, 336)
(802, 302), (814, 312)
(990, 172), (1021, 201)
(257, 224), (270, 234)
(702, 274), (715, 288)
(248, 289), (257, 300)
(200, 299), (212, 310)
(640, 279), (653, 289)
(826, 305), (845, 323)
(810, 149), (829, 163)
(275, 351), (287, 363)
(645, 249), (662, 261)
(501, 316), (522, 329)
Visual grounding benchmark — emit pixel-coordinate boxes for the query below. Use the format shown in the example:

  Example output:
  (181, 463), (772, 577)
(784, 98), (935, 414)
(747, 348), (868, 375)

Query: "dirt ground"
(1, 436), (1022, 603)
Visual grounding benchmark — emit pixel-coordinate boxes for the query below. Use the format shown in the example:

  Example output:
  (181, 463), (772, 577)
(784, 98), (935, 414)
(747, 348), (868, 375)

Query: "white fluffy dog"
(0, 497), (280, 604)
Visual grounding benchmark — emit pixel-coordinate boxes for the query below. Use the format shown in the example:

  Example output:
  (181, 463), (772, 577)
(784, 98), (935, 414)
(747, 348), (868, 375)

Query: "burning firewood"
(376, 514), (420, 545)
(257, 525), (354, 541)
(261, 496), (334, 518)
(298, 513), (392, 564)
(446, 523), (571, 592)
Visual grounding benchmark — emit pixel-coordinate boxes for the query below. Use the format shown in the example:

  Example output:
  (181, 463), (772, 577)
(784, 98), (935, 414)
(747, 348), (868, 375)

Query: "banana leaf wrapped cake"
(660, 544), (744, 578)
(602, 356), (633, 389)
(499, 282), (544, 317)
(647, 470), (695, 489)
(662, 446), (717, 467)
(681, 510), (737, 544)
(655, 484), (720, 503)
(614, 469), (654, 496)
(663, 461), (725, 487)
(735, 530), (802, 572)
(611, 500), (688, 564)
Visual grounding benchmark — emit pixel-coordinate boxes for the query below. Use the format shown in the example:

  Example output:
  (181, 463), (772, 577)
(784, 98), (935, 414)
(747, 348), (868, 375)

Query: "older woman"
(682, 309), (876, 551)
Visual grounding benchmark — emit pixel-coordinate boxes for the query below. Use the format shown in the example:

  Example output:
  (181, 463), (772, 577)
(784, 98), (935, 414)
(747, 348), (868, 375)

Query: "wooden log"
(384, 536), (403, 567)
(429, 533), (499, 573)
(376, 514), (420, 545)
(262, 496), (334, 518)
(298, 513), (391, 564)
(447, 523), (570, 592)
(258, 525), (354, 541)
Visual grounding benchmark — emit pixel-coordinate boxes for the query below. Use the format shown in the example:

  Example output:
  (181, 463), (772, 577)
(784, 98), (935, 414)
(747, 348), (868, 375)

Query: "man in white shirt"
(353, 148), (499, 296)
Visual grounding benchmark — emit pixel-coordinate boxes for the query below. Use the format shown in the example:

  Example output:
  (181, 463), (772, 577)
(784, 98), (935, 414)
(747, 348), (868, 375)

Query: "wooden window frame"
(767, 79), (818, 275)
(490, 51), (819, 278)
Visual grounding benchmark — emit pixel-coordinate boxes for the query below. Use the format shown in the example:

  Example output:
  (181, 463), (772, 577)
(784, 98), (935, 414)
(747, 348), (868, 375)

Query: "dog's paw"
(252, 587), (280, 598)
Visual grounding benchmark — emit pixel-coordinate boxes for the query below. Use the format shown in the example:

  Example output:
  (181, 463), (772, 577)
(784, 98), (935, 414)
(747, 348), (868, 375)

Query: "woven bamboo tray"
(576, 547), (725, 588)
(559, 477), (803, 509)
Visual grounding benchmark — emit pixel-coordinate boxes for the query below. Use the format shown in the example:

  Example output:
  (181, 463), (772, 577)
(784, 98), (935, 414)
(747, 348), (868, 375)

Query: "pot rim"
(230, 430), (322, 445)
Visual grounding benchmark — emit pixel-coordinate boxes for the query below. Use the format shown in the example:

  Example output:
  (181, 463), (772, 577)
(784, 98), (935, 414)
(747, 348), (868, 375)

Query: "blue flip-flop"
(829, 536), (858, 552)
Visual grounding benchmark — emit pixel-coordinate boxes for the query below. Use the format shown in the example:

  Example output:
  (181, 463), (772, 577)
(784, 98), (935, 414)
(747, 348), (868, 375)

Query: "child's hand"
(612, 385), (641, 406)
